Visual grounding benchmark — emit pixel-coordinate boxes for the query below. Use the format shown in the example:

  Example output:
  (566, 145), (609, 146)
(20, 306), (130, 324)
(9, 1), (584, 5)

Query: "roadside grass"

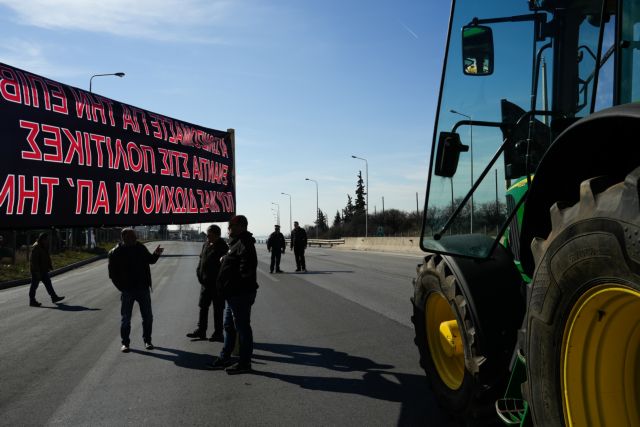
(0, 242), (117, 283)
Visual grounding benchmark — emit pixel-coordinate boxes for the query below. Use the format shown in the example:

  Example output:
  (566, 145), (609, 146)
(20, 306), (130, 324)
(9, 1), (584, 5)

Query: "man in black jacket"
(187, 224), (229, 341)
(266, 224), (286, 273)
(290, 221), (308, 272)
(108, 228), (163, 353)
(208, 215), (258, 374)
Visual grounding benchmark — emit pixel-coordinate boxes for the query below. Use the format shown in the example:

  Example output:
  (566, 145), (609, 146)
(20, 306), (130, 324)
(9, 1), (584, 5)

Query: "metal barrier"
(284, 238), (345, 248)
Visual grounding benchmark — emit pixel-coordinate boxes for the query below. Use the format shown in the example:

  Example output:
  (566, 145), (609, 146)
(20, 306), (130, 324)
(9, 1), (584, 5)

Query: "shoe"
(209, 332), (224, 342)
(145, 342), (154, 350)
(295, 268), (301, 272)
(186, 329), (207, 339)
(52, 296), (65, 303)
(302, 268), (306, 272)
(29, 300), (42, 307)
(226, 362), (251, 375)
(121, 344), (130, 353)
(206, 356), (233, 370)
(269, 270), (273, 273)
(276, 269), (283, 273)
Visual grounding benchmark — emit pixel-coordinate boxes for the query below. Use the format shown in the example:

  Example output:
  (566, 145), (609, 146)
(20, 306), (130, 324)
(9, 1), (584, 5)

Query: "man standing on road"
(108, 228), (163, 353)
(266, 224), (286, 273)
(208, 215), (258, 374)
(290, 221), (308, 272)
(28, 232), (65, 307)
(187, 224), (229, 341)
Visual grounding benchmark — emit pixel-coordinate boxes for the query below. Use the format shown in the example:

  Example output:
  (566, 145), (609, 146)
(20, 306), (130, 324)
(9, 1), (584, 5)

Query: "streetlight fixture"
(90, 72), (125, 93)
(450, 109), (474, 233)
(305, 178), (319, 239)
(281, 192), (292, 237)
(271, 202), (280, 226)
(351, 155), (368, 238)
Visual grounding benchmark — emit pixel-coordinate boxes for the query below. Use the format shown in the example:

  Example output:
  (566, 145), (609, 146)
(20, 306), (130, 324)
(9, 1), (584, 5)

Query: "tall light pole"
(90, 72), (125, 93)
(305, 178), (319, 239)
(351, 155), (368, 237)
(450, 109), (474, 233)
(271, 202), (280, 226)
(281, 192), (292, 237)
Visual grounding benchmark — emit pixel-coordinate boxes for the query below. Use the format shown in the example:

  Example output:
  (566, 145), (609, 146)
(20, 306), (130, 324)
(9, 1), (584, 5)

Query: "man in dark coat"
(108, 228), (163, 353)
(187, 224), (229, 341)
(28, 232), (64, 307)
(266, 224), (286, 273)
(207, 215), (258, 374)
(290, 221), (308, 272)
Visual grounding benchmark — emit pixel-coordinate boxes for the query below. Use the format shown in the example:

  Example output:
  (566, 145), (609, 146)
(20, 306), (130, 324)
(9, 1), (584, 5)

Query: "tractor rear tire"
(524, 170), (640, 426)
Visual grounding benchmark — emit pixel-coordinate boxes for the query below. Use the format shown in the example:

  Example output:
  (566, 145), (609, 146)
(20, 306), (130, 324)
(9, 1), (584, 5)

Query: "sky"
(0, 0), (451, 237)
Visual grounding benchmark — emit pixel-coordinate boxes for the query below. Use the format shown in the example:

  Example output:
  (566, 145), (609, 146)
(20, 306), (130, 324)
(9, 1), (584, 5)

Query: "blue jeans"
(29, 272), (57, 301)
(220, 292), (257, 366)
(120, 288), (153, 345)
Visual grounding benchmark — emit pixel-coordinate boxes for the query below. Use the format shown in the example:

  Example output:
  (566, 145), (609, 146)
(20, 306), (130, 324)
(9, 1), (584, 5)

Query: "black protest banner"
(0, 62), (235, 229)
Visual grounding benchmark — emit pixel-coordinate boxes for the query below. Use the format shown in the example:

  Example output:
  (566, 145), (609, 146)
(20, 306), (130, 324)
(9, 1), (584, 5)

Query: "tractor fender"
(520, 103), (640, 276)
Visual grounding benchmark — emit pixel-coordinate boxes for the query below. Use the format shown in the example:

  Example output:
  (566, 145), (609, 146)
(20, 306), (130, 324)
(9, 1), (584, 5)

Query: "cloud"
(0, 0), (234, 43)
(0, 38), (84, 78)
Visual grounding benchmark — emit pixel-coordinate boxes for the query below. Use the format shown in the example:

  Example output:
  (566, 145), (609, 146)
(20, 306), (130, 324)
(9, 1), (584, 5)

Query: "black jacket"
(290, 227), (308, 249)
(216, 231), (258, 297)
(30, 242), (53, 276)
(108, 242), (160, 292)
(196, 238), (229, 287)
(267, 231), (286, 252)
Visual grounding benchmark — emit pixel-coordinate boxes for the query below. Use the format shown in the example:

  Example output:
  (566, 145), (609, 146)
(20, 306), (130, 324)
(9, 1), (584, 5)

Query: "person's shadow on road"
(42, 303), (101, 311)
(129, 346), (212, 370)
(251, 342), (453, 426)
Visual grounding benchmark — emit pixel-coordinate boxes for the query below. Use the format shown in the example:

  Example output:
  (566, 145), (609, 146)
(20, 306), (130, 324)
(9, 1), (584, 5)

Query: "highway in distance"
(0, 241), (453, 426)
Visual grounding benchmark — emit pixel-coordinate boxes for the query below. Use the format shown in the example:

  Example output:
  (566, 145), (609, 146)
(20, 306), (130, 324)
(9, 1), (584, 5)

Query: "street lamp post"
(90, 72), (125, 93)
(450, 109), (473, 233)
(351, 155), (368, 237)
(281, 192), (292, 237)
(271, 202), (280, 226)
(305, 178), (319, 239)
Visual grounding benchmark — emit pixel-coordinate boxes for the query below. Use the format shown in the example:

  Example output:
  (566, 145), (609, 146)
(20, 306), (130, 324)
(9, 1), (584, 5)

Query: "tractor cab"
(420, 0), (639, 261)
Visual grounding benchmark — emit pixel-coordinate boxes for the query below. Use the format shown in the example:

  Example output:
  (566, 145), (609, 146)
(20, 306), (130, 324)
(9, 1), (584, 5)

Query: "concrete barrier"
(336, 237), (424, 255)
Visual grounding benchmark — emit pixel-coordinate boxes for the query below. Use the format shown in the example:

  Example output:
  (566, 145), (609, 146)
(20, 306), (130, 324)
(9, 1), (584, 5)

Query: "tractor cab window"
(620, 2), (640, 103)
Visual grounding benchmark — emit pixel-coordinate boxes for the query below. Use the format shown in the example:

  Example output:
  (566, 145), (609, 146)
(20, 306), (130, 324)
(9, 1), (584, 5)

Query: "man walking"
(187, 224), (229, 341)
(266, 224), (286, 273)
(108, 228), (163, 352)
(208, 215), (258, 374)
(28, 232), (64, 307)
(290, 221), (308, 272)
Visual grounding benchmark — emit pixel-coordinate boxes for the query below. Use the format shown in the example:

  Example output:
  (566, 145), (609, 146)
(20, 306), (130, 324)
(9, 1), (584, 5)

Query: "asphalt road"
(0, 241), (453, 426)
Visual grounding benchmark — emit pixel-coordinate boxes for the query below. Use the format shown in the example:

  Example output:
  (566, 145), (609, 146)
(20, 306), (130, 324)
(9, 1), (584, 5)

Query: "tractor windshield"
(420, 0), (625, 259)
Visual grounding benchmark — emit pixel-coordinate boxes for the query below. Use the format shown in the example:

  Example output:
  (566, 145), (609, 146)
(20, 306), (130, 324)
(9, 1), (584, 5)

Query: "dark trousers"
(220, 291), (257, 366)
(198, 285), (224, 334)
(120, 288), (153, 345)
(294, 247), (306, 270)
(270, 250), (282, 272)
(29, 272), (57, 301)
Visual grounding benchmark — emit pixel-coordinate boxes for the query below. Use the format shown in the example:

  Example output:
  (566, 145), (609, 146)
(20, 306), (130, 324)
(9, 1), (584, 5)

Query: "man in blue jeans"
(108, 228), (163, 353)
(207, 215), (258, 374)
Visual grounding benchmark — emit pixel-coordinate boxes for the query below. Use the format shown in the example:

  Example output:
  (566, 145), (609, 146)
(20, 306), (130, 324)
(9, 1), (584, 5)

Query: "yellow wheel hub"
(561, 284), (640, 426)
(426, 292), (464, 390)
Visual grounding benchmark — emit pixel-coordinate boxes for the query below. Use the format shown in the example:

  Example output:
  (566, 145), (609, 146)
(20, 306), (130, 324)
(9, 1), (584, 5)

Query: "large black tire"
(411, 249), (524, 425)
(524, 170), (640, 426)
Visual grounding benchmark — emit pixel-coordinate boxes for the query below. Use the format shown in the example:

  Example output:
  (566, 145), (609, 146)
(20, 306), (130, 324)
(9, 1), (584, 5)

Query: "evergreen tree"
(316, 209), (328, 232)
(355, 170), (366, 216)
(343, 194), (355, 223)
(333, 210), (342, 227)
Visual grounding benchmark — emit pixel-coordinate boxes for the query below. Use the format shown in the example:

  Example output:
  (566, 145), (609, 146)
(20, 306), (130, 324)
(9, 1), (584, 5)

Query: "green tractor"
(412, 0), (640, 425)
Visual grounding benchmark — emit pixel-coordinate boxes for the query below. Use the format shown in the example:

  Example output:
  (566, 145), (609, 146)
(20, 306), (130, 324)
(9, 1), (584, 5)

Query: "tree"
(343, 194), (355, 223)
(333, 210), (342, 228)
(316, 209), (328, 232)
(354, 170), (366, 216)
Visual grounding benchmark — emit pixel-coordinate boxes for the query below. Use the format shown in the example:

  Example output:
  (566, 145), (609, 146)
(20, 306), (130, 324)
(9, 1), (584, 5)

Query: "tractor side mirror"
(435, 132), (468, 177)
(462, 25), (494, 76)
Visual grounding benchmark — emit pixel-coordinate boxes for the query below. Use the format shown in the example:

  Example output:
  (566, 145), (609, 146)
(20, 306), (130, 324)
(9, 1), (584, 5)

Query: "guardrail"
(283, 238), (345, 248)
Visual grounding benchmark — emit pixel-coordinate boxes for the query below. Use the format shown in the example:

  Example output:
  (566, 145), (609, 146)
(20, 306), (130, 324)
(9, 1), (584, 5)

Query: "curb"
(0, 254), (107, 291)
